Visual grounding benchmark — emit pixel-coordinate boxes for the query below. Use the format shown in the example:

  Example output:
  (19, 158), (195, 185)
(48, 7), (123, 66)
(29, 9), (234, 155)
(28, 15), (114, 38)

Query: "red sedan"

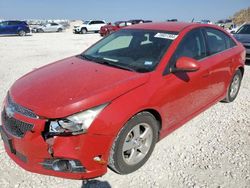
(99, 21), (131, 36)
(0, 22), (245, 180)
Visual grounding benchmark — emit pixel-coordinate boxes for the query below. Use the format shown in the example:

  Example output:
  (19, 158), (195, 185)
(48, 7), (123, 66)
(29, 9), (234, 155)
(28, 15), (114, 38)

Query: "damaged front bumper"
(0, 109), (114, 180)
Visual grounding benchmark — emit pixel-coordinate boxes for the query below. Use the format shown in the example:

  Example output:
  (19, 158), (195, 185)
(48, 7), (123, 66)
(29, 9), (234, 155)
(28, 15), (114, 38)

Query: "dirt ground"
(0, 29), (249, 188)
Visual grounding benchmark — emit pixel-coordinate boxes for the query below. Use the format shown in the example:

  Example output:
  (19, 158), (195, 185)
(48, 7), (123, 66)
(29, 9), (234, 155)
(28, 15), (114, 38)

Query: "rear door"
(203, 28), (237, 99)
(88, 21), (96, 31)
(6, 21), (19, 34)
(1, 21), (16, 34)
(95, 21), (105, 31)
(0, 21), (8, 34)
(50, 23), (59, 32)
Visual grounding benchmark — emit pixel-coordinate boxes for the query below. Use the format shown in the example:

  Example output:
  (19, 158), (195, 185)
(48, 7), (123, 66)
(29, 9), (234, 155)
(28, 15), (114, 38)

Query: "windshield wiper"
(79, 54), (94, 61)
(92, 57), (136, 72)
(79, 54), (136, 72)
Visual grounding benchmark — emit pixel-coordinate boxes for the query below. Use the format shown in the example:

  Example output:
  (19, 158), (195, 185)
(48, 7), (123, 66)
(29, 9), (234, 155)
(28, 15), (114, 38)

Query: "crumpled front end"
(0, 95), (114, 180)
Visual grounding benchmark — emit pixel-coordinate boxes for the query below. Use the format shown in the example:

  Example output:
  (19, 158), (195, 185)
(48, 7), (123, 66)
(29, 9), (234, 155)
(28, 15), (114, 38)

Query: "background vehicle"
(99, 21), (132, 36)
(0, 22), (245, 180)
(0, 20), (30, 36)
(233, 23), (250, 60)
(216, 19), (235, 30)
(167, 19), (178, 22)
(128, 19), (152, 24)
(73, 20), (106, 34)
(33, 23), (64, 33)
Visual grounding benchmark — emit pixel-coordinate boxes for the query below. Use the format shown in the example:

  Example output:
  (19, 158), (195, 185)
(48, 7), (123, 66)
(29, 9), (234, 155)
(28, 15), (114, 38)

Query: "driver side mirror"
(172, 57), (200, 73)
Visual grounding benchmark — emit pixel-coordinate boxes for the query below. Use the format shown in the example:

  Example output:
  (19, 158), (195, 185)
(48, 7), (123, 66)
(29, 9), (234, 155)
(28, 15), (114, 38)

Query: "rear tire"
(222, 69), (242, 103)
(108, 112), (159, 174)
(38, 28), (44, 33)
(18, 30), (26, 36)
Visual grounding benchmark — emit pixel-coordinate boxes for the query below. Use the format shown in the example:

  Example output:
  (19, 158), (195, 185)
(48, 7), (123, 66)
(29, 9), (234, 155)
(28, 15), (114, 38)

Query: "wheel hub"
(122, 123), (153, 165)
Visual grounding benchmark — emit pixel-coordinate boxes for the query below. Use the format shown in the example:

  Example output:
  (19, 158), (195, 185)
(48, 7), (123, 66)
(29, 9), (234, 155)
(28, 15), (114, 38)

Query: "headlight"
(49, 104), (108, 135)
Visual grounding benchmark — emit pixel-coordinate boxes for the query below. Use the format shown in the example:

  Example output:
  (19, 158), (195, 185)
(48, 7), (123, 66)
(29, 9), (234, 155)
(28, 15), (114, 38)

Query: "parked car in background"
(233, 23), (250, 60)
(128, 19), (152, 24)
(73, 20), (106, 34)
(201, 20), (212, 24)
(99, 21), (132, 36)
(33, 23), (64, 33)
(0, 22), (245, 180)
(167, 19), (178, 22)
(216, 19), (235, 30)
(226, 24), (239, 34)
(127, 19), (144, 24)
(0, 20), (30, 36)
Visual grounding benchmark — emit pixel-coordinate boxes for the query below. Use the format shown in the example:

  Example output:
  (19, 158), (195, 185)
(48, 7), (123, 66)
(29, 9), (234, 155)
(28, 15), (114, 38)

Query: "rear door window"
(204, 28), (235, 55)
(95, 21), (104, 24)
(0, 21), (8, 26)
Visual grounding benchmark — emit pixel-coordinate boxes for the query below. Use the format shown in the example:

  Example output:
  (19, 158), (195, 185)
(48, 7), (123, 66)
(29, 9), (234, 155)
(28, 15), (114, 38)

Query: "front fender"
(88, 81), (164, 136)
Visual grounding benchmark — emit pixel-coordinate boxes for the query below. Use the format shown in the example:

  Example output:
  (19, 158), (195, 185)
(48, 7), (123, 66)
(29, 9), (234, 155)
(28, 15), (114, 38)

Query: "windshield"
(236, 24), (250, 34)
(83, 21), (90, 25)
(80, 29), (177, 73)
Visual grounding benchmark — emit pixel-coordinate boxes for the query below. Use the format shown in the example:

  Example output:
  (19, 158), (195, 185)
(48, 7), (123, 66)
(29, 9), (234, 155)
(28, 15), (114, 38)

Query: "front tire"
(81, 28), (87, 34)
(109, 112), (159, 174)
(223, 69), (242, 103)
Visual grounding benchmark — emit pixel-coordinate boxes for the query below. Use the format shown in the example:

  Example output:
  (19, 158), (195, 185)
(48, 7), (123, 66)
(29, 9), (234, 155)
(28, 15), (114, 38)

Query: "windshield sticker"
(154, 33), (178, 40)
(144, 61), (153, 65)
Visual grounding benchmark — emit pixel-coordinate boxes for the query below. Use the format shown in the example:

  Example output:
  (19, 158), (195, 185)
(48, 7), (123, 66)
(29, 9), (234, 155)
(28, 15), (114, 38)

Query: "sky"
(0, 0), (249, 22)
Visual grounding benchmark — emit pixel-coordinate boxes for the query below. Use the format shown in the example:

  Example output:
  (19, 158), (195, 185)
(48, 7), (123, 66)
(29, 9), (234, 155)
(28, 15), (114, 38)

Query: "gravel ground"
(0, 30), (249, 188)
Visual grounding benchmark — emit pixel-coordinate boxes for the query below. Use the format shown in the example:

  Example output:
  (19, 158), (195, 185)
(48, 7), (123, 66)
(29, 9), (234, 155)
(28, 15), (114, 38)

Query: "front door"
(159, 29), (213, 129)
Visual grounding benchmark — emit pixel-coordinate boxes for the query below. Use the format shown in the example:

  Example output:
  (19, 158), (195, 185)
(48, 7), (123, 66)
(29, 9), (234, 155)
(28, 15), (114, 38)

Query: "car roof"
(125, 22), (201, 32)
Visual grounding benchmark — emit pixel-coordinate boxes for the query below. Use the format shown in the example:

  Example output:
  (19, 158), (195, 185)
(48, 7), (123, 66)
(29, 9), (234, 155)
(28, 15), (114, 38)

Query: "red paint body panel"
(10, 57), (149, 118)
(1, 22), (245, 179)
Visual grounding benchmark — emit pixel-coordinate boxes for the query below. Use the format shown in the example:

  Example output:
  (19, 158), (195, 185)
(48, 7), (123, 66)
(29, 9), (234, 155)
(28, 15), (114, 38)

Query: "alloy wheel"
(122, 123), (153, 165)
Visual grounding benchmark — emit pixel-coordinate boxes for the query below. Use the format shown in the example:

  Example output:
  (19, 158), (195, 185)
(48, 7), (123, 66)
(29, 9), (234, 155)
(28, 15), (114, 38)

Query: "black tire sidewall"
(227, 70), (242, 102)
(18, 30), (25, 36)
(110, 112), (159, 174)
(81, 28), (87, 34)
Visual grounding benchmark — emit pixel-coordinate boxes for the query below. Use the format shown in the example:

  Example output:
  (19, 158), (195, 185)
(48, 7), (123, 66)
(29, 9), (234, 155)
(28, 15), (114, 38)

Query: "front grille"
(7, 94), (37, 119)
(2, 109), (34, 138)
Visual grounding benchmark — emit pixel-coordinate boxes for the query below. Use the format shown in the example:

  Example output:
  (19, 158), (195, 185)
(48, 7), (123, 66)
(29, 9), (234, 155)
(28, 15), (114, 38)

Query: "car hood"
(10, 56), (149, 118)
(234, 34), (250, 43)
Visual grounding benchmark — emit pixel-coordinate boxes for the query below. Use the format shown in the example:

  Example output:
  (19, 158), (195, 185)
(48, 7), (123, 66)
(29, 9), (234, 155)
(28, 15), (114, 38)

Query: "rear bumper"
(0, 112), (114, 180)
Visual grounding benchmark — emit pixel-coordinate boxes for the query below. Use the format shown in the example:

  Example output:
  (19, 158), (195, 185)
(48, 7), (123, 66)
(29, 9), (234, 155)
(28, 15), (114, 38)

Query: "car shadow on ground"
(0, 34), (32, 37)
(81, 179), (111, 188)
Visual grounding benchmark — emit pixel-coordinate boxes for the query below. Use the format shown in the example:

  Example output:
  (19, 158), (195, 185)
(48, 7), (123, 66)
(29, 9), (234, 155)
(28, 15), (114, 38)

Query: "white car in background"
(34, 23), (64, 33)
(73, 20), (106, 34)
